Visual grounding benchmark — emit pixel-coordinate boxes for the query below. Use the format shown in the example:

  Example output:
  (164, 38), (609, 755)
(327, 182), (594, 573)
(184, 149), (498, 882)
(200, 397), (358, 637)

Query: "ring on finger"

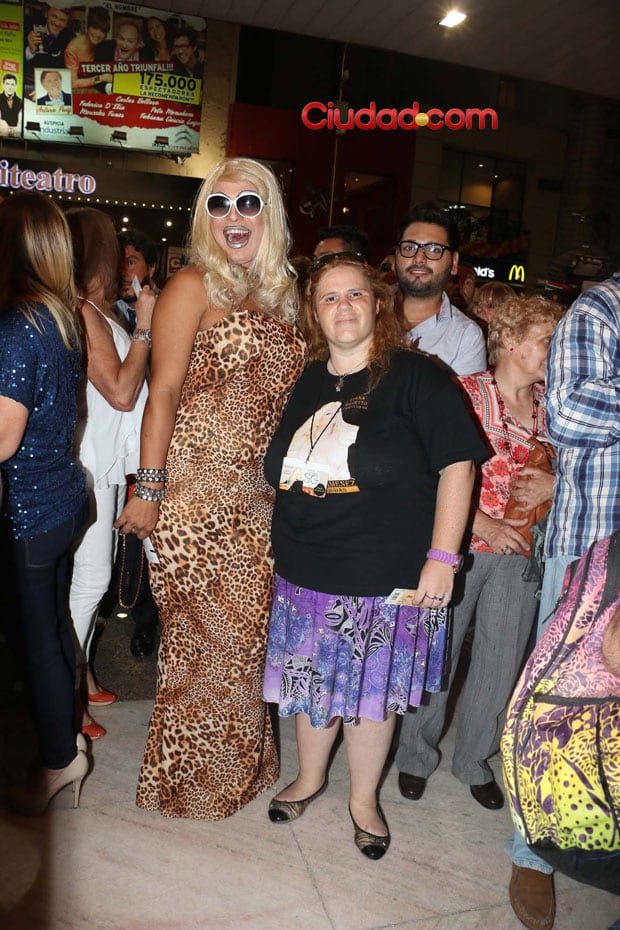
(501, 545), (510, 554)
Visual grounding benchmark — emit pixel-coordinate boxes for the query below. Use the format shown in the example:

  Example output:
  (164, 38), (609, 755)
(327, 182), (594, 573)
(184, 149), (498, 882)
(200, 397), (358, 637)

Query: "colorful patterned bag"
(502, 532), (620, 894)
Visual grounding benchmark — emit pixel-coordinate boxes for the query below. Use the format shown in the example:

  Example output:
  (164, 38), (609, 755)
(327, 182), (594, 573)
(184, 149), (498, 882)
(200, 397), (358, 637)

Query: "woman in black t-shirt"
(263, 256), (486, 859)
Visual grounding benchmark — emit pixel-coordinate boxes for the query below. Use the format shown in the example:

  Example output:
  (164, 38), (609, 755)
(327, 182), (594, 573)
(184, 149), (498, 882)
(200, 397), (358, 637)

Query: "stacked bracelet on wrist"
(137, 467), (167, 482)
(132, 328), (152, 346)
(134, 482), (165, 502)
(134, 466), (167, 501)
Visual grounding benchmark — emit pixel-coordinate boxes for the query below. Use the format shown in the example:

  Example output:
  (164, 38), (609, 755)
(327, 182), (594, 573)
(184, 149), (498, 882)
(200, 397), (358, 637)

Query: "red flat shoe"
(82, 721), (106, 740)
(87, 688), (117, 707)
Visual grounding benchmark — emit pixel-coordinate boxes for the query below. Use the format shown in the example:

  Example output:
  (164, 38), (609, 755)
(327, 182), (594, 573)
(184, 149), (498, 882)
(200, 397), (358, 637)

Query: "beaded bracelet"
(133, 482), (165, 502)
(137, 467), (168, 483)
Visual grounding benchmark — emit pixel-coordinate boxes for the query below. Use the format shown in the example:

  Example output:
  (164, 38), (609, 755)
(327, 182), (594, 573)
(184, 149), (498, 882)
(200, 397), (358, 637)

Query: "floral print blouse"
(459, 371), (549, 554)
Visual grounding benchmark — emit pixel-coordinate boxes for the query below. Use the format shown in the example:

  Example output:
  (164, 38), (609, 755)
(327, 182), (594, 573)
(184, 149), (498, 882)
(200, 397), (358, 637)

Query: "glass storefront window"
(438, 149), (525, 244)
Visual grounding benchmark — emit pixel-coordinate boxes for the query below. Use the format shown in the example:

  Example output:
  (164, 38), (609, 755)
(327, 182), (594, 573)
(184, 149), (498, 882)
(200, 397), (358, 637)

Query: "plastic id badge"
(279, 456), (330, 498)
(386, 588), (419, 606)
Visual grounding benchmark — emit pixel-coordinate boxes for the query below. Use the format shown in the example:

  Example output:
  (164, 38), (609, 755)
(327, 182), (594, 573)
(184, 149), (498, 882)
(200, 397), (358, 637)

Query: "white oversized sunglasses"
(205, 191), (267, 219)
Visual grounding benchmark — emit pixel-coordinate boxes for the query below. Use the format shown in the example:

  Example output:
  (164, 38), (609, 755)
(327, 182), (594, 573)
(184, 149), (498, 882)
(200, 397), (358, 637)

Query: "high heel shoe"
(268, 781), (327, 823)
(349, 804), (390, 860)
(82, 721), (106, 740)
(87, 687), (117, 706)
(8, 751), (89, 816)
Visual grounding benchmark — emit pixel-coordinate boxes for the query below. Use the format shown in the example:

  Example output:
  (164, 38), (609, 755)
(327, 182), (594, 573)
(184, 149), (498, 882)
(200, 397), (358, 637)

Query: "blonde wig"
(0, 192), (79, 349)
(304, 256), (403, 388)
(488, 296), (563, 366)
(66, 207), (120, 305)
(189, 157), (298, 322)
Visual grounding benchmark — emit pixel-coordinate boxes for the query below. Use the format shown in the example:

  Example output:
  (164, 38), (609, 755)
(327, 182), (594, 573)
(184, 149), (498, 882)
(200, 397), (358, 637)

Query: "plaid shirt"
(544, 273), (620, 559)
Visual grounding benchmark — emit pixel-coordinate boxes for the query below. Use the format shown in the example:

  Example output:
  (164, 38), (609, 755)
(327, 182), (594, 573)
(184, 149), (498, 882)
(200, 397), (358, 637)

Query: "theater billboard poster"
(0, 1), (24, 140)
(20, 1), (205, 154)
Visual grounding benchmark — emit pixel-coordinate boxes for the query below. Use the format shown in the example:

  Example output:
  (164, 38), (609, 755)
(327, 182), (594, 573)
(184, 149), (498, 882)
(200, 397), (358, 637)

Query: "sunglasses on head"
(205, 191), (267, 219)
(310, 250), (367, 272)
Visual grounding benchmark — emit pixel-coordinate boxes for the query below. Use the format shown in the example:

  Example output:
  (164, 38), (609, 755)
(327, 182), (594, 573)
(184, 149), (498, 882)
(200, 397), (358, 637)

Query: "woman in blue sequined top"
(0, 192), (89, 815)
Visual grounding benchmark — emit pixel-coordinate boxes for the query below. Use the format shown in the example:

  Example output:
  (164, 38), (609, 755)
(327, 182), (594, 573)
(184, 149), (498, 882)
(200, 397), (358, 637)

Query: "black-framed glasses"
(205, 191), (267, 219)
(310, 250), (367, 272)
(397, 240), (453, 260)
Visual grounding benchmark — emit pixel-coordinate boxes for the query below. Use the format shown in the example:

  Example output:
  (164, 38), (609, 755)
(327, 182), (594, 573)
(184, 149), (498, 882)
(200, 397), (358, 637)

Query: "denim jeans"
(536, 555), (576, 638)
(505, 828), (554, 875)
(0, 500), (88, 768)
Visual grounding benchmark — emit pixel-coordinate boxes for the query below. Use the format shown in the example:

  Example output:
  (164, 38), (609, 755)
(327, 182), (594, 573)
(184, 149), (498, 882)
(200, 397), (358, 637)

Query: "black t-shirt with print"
(264, 349), (488, 596)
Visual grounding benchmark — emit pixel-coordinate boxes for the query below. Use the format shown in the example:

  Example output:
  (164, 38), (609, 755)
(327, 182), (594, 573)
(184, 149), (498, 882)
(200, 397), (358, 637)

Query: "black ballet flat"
(268, 781), (327, 823)
(349, 804), (391, 860)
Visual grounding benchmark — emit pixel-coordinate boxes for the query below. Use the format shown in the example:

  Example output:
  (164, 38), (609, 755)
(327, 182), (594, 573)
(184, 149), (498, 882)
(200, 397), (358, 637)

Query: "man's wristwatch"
(426, 548), (464, 572)
(132, 328), (152, 347)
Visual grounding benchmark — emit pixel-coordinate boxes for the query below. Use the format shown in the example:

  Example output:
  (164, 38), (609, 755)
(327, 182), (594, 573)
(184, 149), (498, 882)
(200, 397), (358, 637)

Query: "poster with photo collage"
(9, 1), (206, 154)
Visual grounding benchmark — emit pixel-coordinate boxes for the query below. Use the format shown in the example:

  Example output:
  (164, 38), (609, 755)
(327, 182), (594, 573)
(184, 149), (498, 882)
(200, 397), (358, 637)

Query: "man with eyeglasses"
(394, 202), (486, 375)
(170, 27), (203, 79)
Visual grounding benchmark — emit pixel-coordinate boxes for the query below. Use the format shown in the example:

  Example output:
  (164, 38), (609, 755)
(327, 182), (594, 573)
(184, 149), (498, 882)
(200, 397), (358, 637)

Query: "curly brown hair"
(303, 256), (404, 388)
(487, 296), (563, 366)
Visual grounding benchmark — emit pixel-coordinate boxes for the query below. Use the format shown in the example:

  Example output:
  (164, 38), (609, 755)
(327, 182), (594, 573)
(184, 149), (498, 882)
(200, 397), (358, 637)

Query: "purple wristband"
(426, 548), (464, 572)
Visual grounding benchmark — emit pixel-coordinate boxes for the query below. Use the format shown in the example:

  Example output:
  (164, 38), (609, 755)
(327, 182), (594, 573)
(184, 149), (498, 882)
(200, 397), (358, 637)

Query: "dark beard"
(397, 266), (450, 300)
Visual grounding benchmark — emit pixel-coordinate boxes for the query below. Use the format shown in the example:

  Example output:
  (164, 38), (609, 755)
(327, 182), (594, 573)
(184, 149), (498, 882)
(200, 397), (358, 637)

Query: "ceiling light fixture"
(440, 10), (467, 28)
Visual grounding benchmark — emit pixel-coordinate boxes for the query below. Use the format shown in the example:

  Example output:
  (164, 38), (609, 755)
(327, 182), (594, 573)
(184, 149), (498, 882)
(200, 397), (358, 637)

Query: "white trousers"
(69, 484), (125, 662)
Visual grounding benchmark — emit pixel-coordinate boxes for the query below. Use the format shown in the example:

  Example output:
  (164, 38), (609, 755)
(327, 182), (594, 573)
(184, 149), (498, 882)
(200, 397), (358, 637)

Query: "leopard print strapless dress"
(137, 307), (306, 819)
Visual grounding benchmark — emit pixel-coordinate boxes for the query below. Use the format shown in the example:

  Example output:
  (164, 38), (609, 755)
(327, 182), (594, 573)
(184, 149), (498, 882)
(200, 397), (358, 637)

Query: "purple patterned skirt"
(263, 575), (449, 727)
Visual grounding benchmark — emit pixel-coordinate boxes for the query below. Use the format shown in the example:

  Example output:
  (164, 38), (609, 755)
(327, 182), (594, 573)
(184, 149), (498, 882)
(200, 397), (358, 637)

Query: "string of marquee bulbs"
(0, 187), (192, 212)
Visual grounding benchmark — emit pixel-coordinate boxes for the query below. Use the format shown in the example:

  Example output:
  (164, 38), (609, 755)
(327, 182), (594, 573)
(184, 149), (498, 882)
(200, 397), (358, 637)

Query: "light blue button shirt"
(404, 291), (487, 375)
